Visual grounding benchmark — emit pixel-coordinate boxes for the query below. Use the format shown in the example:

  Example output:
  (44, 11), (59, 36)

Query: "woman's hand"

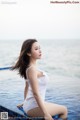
(17, 103), (23, 108)
(44, 113), (54, 120)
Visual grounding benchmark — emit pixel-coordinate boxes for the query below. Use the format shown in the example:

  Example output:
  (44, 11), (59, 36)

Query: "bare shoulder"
(26, 66), (37, 79)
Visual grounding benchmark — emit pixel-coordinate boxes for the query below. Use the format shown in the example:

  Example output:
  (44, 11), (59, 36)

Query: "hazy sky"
(0, 0), (80, 40)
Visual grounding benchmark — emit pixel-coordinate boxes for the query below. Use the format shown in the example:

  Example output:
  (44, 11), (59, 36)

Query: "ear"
(27, 53), (31, 57)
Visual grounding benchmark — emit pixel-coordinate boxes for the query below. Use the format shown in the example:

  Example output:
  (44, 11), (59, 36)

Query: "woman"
(12, 39), (68, 120)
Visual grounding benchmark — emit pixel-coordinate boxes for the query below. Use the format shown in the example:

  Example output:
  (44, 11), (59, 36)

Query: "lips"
(39, 54), (42, 56)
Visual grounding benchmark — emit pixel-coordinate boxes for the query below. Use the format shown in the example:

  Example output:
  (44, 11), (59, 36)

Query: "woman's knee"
(63, 106), (68, 114)
(61, 105), (68, 117)
(59, 105), (68, 119)
(45, 102), (67, 116)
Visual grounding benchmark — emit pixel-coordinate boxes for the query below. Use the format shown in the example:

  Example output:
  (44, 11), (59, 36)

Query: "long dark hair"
(12, 39), (37, 79)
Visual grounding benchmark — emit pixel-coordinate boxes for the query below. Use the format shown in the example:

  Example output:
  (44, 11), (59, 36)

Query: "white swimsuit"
(23, 66), (49, 113)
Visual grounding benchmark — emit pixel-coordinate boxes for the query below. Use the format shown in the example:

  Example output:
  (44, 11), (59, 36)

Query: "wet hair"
(12, 39), (37, 79)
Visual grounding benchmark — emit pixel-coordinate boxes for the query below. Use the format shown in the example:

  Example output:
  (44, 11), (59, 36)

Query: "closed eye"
(35, 48), (38, 50)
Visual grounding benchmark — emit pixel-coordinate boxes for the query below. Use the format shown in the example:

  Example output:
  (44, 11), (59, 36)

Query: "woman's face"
(30, 42), (42, 59)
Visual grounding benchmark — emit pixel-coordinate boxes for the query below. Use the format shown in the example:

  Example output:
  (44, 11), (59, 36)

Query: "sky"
(0, 0), (80, 40)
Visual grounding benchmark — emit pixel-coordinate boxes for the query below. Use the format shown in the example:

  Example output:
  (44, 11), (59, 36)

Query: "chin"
(36, 55), (42, 59)
(38, 56), (42, 59)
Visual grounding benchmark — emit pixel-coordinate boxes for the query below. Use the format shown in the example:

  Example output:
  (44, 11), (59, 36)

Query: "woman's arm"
(17, 81), (28, 108)
(24, 81), (29, 100)
(27, 67), (52, 120)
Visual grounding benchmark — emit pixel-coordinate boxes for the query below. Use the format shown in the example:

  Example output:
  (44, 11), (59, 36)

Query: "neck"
(29, 58), (37, 67)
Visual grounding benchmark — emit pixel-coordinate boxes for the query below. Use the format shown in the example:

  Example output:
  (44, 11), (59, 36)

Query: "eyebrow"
(34, 45), (40, 48)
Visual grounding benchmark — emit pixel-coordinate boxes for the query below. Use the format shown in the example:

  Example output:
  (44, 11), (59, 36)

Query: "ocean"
(0, 39), (80, 120)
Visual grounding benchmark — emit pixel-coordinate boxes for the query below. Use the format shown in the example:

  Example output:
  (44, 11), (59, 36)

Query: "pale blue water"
(0, 39), (80, 120)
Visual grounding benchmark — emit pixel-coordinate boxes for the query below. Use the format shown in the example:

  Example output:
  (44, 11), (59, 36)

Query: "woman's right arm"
(27, 67), (53, 120)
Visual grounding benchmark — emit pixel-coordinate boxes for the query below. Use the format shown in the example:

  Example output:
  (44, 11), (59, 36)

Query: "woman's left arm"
(24, 81), (29, 100)
(17, 81), (28, 108)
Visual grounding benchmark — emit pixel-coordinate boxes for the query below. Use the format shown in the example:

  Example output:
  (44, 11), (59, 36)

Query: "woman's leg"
(26, 101), (68, 119)
(44, 101), (68, 119)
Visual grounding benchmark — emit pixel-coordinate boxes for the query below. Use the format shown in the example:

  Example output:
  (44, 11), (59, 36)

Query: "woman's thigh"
(44, 101), (67, 116)
(26, 101), (67, 117)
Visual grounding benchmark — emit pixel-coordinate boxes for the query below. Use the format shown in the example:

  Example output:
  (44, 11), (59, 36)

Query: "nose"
(39, 49), (42, 53)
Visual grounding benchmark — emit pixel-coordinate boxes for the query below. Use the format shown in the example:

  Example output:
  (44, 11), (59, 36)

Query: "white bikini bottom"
(23, 98), (39, 113)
